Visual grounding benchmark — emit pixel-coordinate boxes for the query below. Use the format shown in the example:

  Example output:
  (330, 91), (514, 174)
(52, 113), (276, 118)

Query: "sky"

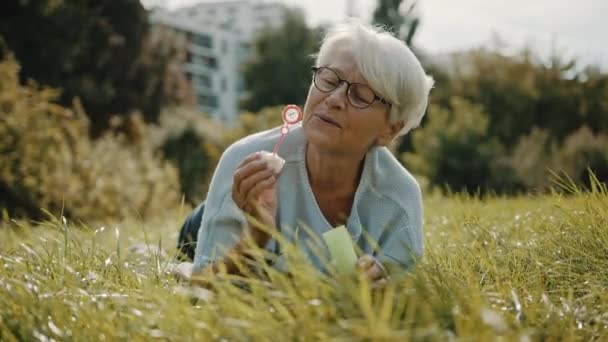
(144, 0), (608, 69)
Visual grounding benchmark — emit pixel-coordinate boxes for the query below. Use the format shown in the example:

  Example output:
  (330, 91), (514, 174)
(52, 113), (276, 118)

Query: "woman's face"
(302, 41), (400, 157)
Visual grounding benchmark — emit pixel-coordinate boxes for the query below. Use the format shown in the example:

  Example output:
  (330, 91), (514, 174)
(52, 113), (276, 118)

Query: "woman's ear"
(376, 121), (405, 147)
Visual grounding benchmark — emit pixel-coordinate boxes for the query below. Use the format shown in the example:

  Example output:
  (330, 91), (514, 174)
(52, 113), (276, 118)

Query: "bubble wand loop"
(272, 105), (302, 156)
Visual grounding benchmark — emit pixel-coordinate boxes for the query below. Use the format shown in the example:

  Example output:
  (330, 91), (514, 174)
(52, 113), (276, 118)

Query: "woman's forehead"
(318, 43), (366, 82)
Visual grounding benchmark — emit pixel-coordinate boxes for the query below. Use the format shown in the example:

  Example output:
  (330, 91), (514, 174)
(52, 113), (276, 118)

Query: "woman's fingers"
(371, 278), (387, 289)
(236, 152), (261, 169)
(357, 255), (375, 271)
(233, 159), (268, 188)
(232, 152), (280, 214)
(245, 175), (277, 203)
(238, 167), (274, 196)
(365, 263), (385, 281)
(357, 255), (388, 282)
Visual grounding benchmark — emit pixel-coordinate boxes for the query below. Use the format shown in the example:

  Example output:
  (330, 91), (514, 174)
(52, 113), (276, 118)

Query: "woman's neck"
(305, 143), (365, 196)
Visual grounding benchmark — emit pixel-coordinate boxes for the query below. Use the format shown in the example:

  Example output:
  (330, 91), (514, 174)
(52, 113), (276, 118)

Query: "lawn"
(1, 180), (607, 341)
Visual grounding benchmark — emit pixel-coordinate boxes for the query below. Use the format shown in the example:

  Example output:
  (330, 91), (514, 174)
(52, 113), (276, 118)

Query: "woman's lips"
(314, 113), (341, 128)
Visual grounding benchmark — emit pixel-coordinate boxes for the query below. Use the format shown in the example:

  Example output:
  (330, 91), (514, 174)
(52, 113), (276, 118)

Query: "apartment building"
(150, 1), (286, 122)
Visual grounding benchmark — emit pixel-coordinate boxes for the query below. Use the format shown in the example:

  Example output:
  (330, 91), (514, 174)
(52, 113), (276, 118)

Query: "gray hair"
(315, 20), (434, 136)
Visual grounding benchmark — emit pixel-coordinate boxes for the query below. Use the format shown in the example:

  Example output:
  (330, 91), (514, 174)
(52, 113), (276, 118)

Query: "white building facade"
(150, 1), (286, 122)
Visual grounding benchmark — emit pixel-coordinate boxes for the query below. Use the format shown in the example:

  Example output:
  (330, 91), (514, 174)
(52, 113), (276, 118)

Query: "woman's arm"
(192, 152), (279, 284)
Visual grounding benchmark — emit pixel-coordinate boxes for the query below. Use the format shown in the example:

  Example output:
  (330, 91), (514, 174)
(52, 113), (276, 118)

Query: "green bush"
(556, 126), (608, 189)
(0, 56), (180, 222)
(508, 128), (559, 191)
(439, 48), (608, 148)
(508, 126), (608, 192)
(157, 106), (286, 203)
(408, 47), (608, 194)
(150, 108), (226, 205)
(161, 129), (210, 204)
(403, 97), (521, 194)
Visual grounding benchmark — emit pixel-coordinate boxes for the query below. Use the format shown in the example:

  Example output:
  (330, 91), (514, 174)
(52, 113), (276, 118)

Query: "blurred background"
(1, 0), (607, 223)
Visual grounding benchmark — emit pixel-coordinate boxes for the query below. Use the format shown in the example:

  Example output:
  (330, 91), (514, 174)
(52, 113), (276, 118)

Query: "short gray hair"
(315, 20), (434, 136)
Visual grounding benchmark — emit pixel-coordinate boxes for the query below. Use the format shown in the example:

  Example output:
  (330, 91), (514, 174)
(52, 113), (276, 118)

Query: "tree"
(404, 47), (608, 194)
(0, 56), (180, 221)
(241, 8), (322, 112)
(444, 48), (608, 149)
(402, 97), (521, 194)
(0, 0), (188, 135)
(372, 0), (420, 46)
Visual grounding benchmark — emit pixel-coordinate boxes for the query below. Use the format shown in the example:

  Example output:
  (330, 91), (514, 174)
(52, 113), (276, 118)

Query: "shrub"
(402, 97), (521, 194)
(509, 127), (560, 191)
(509, 126), (608, 192)
(153, 105), (285, 204)
(556, 126), (608, 188)
(0, 56), (180, 222)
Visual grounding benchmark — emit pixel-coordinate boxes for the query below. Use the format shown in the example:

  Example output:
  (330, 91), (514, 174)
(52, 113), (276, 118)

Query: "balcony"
(184, 62), (215, 75)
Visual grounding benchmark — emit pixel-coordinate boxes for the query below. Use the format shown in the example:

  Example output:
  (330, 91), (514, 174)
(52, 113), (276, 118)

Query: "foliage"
(148, 108), (227, 205)
(555, 126), (608, 189)
(241, 8), (322, 112)
(441, 48), (608, 149)
(0, 0), (190, 135)
(372, 0), (420, 46)
(407, 47), (608, 194)
(1, 179), (607, 340)
(152, 106), (285, 205)
(0, 56), (180, 222)
(161, 129), (210, 205)
(403, 97), (521, 194)
(222, 106), (285, 144)
(501, 126), (608, 192)
(508, 128), (559, 191)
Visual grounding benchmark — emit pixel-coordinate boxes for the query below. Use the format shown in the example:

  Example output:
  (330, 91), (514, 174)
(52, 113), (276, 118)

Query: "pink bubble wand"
(272, 104), (302, 155)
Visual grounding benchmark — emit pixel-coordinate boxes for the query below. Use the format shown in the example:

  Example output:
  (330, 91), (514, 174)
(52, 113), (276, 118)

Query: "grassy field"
(1, 180), (607, 341)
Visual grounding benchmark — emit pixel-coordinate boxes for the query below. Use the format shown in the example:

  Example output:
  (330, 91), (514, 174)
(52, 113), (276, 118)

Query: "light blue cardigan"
(193, 123), (423, 273)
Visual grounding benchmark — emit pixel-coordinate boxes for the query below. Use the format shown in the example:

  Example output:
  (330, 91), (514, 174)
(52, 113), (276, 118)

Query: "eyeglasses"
(311, 66), (392, 109)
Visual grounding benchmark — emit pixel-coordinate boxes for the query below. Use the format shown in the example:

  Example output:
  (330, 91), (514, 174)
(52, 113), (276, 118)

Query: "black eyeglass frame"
(311, 66), (392, 109)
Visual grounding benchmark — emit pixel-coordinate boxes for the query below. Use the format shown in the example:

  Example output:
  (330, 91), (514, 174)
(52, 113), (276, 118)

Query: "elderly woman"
(180, 20), (433, 285)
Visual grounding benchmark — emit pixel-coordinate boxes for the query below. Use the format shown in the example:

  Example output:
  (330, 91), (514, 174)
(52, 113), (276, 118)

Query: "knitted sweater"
(193, 123), (423, 273)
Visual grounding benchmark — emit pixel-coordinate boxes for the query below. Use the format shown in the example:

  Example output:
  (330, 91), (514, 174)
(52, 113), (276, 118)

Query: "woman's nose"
(324, 82), (348, 110)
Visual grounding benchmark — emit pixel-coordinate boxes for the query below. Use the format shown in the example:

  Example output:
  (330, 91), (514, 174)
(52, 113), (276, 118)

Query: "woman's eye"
(352, 91), (367, 103)
(324, 78), (338, 86)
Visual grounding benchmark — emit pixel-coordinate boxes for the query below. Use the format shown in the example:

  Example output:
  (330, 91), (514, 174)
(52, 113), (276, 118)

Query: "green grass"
(1, 180), (607, 341)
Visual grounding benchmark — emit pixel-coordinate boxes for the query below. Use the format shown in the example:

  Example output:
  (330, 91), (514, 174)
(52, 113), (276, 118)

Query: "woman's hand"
(357, 254), (389, 288)
(232, 152), (279, 242)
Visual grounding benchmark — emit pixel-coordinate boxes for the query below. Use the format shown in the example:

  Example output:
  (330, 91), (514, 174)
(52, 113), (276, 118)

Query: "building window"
(190, 55), (217, 69)
(238, 42), (250, 58)
(202, 56), (217, 69)
(196, 74), (212, 88)
(199, 95), (218, 108)
(256, 14), (268, 22)
(193, 74), (213, 88)
(193, 33), (212, 48)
